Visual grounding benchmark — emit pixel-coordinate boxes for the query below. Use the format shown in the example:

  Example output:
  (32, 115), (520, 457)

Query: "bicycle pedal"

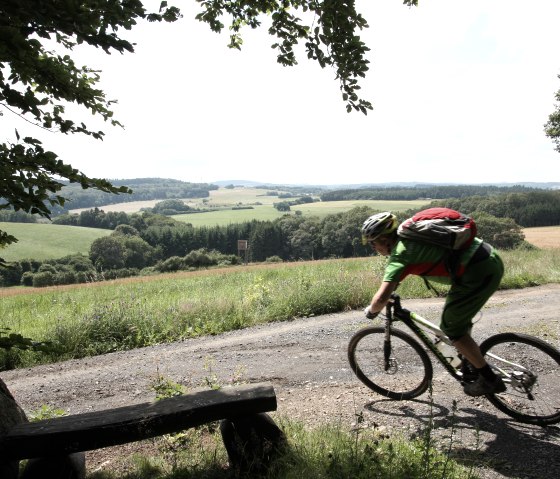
(460, 371), (479, 383)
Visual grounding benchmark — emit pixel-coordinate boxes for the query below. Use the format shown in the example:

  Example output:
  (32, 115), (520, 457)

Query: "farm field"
(70, 187), (431, 227)
(69, 186), (430, 209)
(68, 187), (295, 213)
(0, 223), (111, 262)
(175, 199), (431, 227)
(522, 225), (560, 249)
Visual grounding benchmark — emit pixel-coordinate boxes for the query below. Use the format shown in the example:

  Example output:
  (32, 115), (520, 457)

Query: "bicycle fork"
(383, 314), (393, 372)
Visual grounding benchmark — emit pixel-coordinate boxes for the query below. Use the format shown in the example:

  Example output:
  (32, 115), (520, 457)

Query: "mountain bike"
(348, 293), (560, 426)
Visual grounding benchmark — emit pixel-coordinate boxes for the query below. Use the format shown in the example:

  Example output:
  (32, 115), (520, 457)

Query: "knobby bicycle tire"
(480, 332), (560, 426)
(348, 326), (433, 400)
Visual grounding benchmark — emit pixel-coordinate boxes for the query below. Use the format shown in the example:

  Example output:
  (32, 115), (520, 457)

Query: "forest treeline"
(320, 188), (560, 228)
(320, 184), (549, 201)
(49, 178), (218, 214)
(430, 190), (560, 227)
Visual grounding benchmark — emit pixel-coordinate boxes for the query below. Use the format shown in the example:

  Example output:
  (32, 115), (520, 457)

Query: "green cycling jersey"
(383, 237), (484, 285)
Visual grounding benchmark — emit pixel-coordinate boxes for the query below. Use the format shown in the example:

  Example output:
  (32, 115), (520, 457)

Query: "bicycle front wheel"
(348, 326), (433, 400)
(480, 332), (560, 426)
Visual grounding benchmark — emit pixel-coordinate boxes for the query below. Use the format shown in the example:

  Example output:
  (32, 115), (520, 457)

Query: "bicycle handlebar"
(385, 293), (410, 321)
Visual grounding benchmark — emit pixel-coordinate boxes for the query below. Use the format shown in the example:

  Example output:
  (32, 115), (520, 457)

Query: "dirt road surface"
(2, 284), (560, 478)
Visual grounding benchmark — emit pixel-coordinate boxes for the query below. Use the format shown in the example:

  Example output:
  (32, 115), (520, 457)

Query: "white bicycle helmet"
(361, 212), (398, 241)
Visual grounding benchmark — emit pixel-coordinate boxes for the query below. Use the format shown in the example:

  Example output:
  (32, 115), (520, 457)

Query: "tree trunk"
(0, 377), (28, 478)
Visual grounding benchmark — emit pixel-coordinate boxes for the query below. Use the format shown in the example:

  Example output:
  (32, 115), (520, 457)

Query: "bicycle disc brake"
(510, 370), (537, 400)
(383, 357), (398, 374)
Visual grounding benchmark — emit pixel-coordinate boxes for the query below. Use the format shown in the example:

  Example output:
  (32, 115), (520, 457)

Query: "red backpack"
(397, 207), (477, 250)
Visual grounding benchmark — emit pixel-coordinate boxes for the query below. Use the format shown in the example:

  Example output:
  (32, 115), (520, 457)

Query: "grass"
(86, 420), (479, 479)
(1, 247), (559, 370)
(203, 187), (289, 205)
(174, 204), (288, 226)
(82, 376), (479, 479)
(0, 222), (111, 262)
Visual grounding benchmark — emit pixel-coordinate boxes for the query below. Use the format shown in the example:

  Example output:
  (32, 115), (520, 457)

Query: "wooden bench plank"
(0, 382), (276, 460)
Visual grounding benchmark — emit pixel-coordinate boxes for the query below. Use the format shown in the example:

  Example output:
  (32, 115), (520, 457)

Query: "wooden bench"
(0, 382), (277, 461)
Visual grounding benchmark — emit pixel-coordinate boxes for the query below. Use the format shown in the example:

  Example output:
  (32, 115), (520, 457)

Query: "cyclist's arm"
(368, 281), (399, 315)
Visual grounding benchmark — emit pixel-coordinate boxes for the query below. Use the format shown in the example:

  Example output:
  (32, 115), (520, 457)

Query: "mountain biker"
(361, 211), (506, 397)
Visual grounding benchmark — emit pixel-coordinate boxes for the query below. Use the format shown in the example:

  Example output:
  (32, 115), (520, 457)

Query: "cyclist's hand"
(364, 306), (378, 319)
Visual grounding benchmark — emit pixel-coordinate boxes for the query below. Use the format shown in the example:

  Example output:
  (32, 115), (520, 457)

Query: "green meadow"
(2, 248), (559, 370)
(174, 204), (287, 226)
(0, 222), (111, 262)
(177, 190), (430, 227)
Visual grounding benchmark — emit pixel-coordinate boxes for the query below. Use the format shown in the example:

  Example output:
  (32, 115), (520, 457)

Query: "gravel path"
(2, 284), (560, 478)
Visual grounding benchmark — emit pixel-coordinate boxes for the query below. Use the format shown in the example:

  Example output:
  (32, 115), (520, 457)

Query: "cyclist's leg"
(441, 249), (504, 345)
(441, 250), (505, 395)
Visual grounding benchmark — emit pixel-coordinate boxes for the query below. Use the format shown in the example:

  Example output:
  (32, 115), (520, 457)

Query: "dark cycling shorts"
(440, 247), (504, 338)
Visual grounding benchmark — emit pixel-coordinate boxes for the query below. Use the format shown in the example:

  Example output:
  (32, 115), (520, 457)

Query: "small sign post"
(237, 240), (248, 264)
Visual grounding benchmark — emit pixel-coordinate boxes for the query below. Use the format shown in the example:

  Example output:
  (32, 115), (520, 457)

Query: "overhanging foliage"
(0, 0), (386, 262)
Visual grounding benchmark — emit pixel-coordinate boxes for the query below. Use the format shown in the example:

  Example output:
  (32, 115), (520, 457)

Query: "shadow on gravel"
(364, 398), (560, 479)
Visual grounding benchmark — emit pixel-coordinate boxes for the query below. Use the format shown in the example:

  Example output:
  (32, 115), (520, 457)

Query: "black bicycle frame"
(384, 295), (462, 381)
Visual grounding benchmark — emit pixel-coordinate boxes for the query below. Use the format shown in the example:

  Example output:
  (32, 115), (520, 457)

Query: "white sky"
(2, 0), (560, 186)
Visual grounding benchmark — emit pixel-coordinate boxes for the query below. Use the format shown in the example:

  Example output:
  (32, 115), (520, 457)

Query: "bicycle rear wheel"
(480, 332), (560, 426)
(348, 326), (433, 400)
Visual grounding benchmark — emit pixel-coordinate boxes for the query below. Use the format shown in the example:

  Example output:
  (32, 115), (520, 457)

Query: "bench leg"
(220, 413), (286, 475)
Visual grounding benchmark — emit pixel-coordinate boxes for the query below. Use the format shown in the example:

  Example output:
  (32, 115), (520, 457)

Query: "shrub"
(274, 201), (291, 212)
(101, 268), (139, 280)
(152, 199), (191, 215)
(265, 256), (283, 263)
(66, 254), (95, 273)
(123, 236), (156, 269)
(75, 271), (98, 284)
(38, 263), (57, 274)
(54, 271), (76, 285)
(0, 262), (23, 287)
(183, 249), (214, 268)
(52, 213), (79, 225)
(113, 224), (140, 236)
(217, 254), (240, 266)
(32, 271), (55, 287)
(19, 259), (42, 273)
(182, 249), (240, 268)
(474, 212), (525, 250)
(90, 236), (127, 270)
(21, 271), (34, 286)
(156, 256), (185, 272)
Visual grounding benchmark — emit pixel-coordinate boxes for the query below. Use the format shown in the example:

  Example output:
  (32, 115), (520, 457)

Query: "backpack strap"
(422, 277), (446, 297)
(420, 251), (453, 297)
